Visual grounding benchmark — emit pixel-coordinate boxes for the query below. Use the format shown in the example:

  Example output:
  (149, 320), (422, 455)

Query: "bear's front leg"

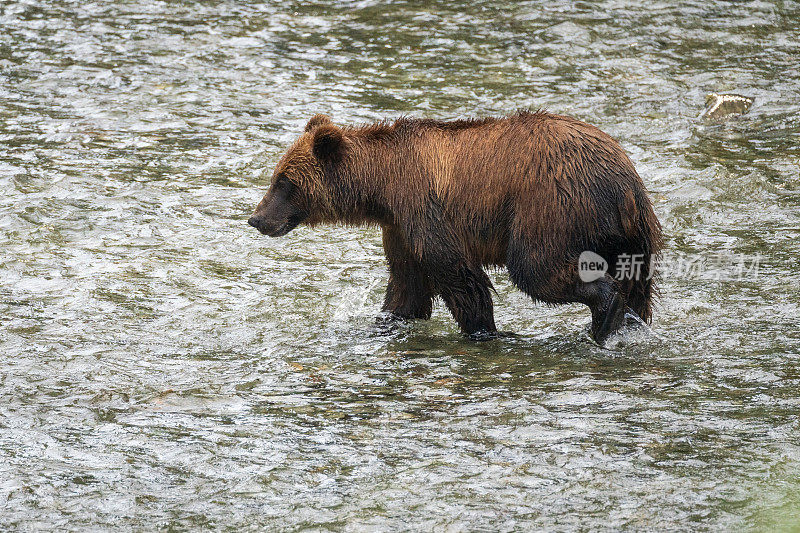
(380, 226), (434, 321)
(401, 207), (497, 340)
(436, 263), (497, 340)
(381, 268), (434, 320)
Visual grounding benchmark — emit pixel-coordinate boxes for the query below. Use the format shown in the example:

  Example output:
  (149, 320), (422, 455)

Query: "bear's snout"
(247, 215), (275, 236)
(248, 214), (295, 237)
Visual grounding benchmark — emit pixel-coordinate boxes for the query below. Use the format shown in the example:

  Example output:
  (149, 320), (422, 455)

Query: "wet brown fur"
(254, 111), (662, 339)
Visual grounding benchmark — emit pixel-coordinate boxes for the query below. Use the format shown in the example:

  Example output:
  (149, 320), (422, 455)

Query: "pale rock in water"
(700, 93), (754, 120)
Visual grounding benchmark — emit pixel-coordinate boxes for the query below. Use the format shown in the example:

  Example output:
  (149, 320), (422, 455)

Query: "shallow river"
(1, 1), (800, 530)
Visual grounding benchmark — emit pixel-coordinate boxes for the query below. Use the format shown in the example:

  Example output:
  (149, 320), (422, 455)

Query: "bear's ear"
(311, 123), (344, 161)
(305, 114), (332, 132)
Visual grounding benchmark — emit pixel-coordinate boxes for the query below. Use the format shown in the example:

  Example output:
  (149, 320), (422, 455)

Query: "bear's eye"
(273, 176), (297, 197)
(273, 175), (290, 189)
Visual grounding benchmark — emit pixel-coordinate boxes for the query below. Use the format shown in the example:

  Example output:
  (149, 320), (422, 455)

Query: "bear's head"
(248, 114), (344, 237)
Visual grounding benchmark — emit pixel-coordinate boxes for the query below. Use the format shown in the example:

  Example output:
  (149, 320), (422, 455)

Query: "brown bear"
(248, 111), (662, 344)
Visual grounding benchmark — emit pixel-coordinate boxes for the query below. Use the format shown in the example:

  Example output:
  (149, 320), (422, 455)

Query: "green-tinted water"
(1, 1), (799, 530)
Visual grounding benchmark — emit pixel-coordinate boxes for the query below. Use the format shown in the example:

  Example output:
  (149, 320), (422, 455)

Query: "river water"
(1, 1), (799, 530)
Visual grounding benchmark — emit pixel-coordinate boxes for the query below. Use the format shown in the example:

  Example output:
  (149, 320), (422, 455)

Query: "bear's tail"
(616, 188), (663, 323)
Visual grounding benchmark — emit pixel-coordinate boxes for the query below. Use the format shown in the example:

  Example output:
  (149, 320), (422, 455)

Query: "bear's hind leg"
(507, 243), (625, 344)
(575, 274), (627, 345)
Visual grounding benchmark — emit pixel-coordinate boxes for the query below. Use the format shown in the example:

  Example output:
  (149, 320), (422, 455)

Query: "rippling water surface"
(2, 1), (800, 529)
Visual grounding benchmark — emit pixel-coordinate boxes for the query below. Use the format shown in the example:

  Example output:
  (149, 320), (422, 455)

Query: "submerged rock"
(700, 93), (754, 120)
